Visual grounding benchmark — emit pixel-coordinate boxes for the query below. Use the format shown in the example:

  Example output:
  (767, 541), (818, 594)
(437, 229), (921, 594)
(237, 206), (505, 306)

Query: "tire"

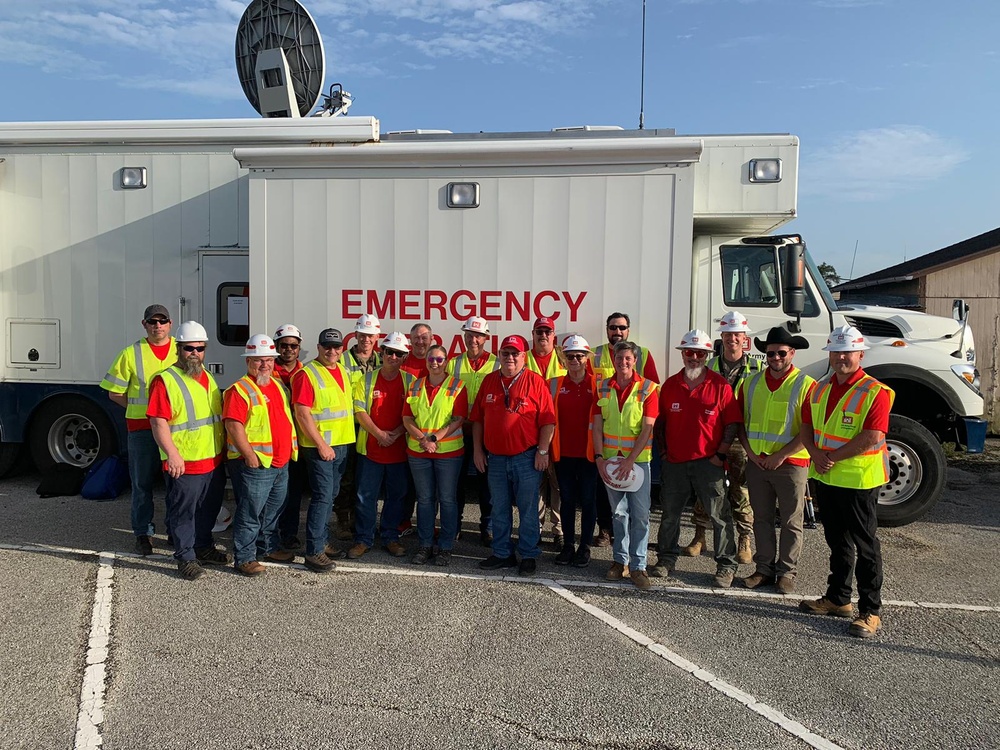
(28, 397), (118, 471)
(0, 442), (22, 478)
(876, 414), (946, 527)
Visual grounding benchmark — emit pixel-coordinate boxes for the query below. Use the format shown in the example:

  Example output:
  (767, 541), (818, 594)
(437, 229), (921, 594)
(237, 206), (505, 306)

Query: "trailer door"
(200, 251), (249, 389)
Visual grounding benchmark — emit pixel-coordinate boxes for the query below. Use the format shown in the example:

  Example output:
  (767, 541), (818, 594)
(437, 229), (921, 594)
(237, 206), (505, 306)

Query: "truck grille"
(845, 316), (903, 339)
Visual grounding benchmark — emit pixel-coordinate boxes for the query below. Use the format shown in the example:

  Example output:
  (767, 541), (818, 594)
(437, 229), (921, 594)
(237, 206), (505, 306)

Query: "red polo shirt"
(400, 353), (429, 379)
(275, 360), (303, 388)
(471, 369), (556, 455)
(553, 375), (596, 459)
(357, 371), (408, 464)
(801, 367), (891, 432)
(222, 379), (294, 468)
(659, 369), (741, 464)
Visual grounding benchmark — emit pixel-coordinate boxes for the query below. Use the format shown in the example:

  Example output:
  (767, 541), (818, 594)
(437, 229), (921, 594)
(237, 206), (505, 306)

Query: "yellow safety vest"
(708, 354), (763, 392)
(298, 360), (355, 448)
(596, 376), (657, 462)
(593, 343), (652, 383)
(448, 352), (499, 404)
(156, 366), (223, 463)
(225, 376), (298, 467)
(526, 350), (567, 379)
(353, 370), (413, 456)
(809, 373), (895, 489)
(741, 367), (814, 461)
(101, 337), (176, 420)
(342, 348), (382, 388)
(405, 376), (465, 453)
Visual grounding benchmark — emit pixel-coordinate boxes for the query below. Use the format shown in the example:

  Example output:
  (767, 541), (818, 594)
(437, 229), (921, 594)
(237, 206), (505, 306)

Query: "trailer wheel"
(0, 442), (22, 478)
(876, 414), (946, 527)
(29, 397), (118, 471)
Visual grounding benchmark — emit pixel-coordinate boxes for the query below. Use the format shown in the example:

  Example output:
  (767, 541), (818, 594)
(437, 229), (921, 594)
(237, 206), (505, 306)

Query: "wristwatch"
(428, 435), (438, 443)
(538, 448), (549, 456)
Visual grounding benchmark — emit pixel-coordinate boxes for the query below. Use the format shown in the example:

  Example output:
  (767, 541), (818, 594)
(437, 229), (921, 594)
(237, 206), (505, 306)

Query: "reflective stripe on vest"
(743, 368), (812, 460)
(105, 338), (176, 419)
(157, 366), (223, 463)
(593, 344), (650, 382)
(225, 376), (298, 466)
(405, 375), (465, 453)
(596, 376), (656, 462)
(448, 352), (499, 404)
(809, 374), (895, 489)
(300, 360), (355, 448)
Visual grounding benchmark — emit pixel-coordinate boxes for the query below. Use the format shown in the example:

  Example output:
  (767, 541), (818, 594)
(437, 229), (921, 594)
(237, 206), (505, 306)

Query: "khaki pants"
(745, 461), (808, 578)
(691, 443), (753, 537)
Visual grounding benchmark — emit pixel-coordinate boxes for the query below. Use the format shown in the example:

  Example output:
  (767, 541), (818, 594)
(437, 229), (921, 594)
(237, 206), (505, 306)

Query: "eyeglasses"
(319, 343), (343, 350)
(766, 350), (791, 359)
(182, 345), (206, 353)
(566, 353), (587, 361)
(533, 329), (553, 336)
(682, 349), (708, 359)
(278, 343), (299, 350)
(499, 351), (520, 359)
(607, 325), (628, 331)
(381, 349), (405, 358)
(427, 356), (446, 364)
(145, 318), (170, 326)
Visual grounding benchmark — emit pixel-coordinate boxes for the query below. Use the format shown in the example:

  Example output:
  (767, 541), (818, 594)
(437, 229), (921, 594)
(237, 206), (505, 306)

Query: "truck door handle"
(207, 363), (224, 375)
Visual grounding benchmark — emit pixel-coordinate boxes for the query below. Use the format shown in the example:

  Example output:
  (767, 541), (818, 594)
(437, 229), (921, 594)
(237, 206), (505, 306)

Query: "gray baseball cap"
(318, 328), (344, 346)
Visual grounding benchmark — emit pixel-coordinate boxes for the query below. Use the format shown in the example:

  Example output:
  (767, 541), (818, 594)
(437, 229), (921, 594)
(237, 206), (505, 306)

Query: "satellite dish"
(235, 0), (326, 118)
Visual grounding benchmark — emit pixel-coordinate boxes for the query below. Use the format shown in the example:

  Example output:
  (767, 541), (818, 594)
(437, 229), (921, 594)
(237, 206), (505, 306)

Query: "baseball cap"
(499, 335), (529, 353)
(318, 328), (344, 346)
(143, 304), (170, 321)
(532, 316), (555, 331)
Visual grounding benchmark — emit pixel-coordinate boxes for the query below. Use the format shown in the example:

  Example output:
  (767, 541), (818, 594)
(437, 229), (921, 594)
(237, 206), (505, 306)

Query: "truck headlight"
(951, 364), (981, 395)
(749, 159), (781, 183)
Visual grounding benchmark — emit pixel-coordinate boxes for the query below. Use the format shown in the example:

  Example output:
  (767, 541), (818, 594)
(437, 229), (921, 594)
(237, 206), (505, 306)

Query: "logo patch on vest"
(842, 414), (854, 426)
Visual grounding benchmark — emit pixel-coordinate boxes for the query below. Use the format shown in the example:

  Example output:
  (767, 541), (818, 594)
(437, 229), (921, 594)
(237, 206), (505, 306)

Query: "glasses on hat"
(182, 345), (206, 353)
(766, 350), (790, 359)
(682, 349), (708, 358)
(145, 318), (170, 326)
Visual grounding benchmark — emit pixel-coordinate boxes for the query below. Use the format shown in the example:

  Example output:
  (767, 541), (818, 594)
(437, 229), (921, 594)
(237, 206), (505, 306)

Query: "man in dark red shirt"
(472, 335), (556, 577)
(400, 322), (433, 379)
(651, 329), (743, 587)
(272, 323), (306, 550)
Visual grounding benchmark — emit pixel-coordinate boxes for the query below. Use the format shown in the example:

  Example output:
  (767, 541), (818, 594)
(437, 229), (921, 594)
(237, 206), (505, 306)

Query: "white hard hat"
(273, 323), (302, 341)
(244, 333), (278, 358)
(718, 311), (751, 333)
(381, 331), (409, 353)
(175, 321), (209, 343)
(561, 334), (590, 353)
(355, 314), (381, 335)
(676, 329), (714, 352)
(823, 324), (869, 352)
(602, 457), (644, 493)
(462, 316), (490, 335)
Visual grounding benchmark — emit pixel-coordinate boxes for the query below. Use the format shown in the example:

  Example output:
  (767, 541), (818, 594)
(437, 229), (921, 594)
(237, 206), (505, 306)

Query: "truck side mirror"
(780, 243), (806, 318)
(952, 299), (970, 322)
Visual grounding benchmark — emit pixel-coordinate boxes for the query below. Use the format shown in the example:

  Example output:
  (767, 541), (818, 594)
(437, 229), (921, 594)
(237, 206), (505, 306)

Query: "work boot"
(681, 527), (706, 557)
(736, 534), (753, 565)
(237, 560), (266, 577)
(849, 612), (882, 639)
(264, 549), (295, 563)
(799, 597), (854, 618)
(605, 562), (630, 580)
(776, 576), (795, 595)
(347, 543), (369, 559)
(630, 569), (651, 591)
(648, 560), (674, 578)
(713, 568), (735, 588)
(741, 572), (775, 589)
(592, 528), (612, 548)
(335, 515), (354, 542)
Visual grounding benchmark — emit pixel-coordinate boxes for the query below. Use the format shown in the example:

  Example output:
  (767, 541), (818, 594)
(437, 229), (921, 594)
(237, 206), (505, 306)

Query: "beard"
(255, 371), (272, 386)
(180, 355), (204, 378)
(684, 360), (705, 379)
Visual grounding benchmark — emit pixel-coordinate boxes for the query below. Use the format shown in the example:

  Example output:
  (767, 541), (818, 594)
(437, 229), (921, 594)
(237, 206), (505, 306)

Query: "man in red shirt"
(651, 329), (742, 587)
(272, 323), (306, 550)
(223, 334), (297, 577)
(349, 331), (411, 560)
(472, 335), (556, 577)
(400, 322), (433, 379)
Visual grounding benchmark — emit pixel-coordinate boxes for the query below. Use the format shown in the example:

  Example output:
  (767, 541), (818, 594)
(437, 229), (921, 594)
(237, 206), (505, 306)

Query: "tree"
(817, 262), (842, 288)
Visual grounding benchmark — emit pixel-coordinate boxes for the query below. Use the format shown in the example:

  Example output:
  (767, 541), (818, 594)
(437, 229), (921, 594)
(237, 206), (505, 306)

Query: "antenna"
(639, 0), (646, 130)
(235, 0), (329, 118)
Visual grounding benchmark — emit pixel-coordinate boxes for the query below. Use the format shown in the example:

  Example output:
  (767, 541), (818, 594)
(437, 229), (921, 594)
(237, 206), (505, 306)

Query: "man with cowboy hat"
(736, 326), (816, 594)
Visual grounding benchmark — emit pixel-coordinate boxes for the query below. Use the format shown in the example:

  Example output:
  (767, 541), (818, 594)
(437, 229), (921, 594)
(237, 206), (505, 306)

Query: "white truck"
(0, 117), (984, 525)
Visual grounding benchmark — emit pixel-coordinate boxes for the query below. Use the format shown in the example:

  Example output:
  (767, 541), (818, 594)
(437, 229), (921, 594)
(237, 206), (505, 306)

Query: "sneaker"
(553, 548), (574, 566)
(592, 528), (612, 548)
(434, 550), (452, 567)
(303, 553), (337, 573)
(605, 562), (630, 580)
(263, 549), (295, 563)
(135, 535), (154, 556)
(799, 597), (854, 618)
(398, 519), (415, 537)
(519, 558), (537, 577)
(281, 535), (302, 551)
(648, 561), (674, 579)
(195, 547), (231, 566)
(177, 560), (205, 580)
(849, 612), (882, 639)
(713, 569), (735, 588)
(776, 576), (795, 595)
(412, 547), (432, 565)
(384, 541), (407, 558)
(479, 554), (518, 570)
(572, 546), (591, 568)
(324, 544), (347, 560)
(630, 569), (651, 591)
(347, 543), (369, 559)
(741, 572), (776, 589)
(237, 560), (266, 577)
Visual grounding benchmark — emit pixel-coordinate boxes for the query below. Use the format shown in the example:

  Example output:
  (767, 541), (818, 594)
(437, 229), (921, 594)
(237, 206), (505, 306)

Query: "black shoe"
(519, 558), (537, 577)
(479, 554), (518, 570)
(135, 535), (153, 556)
(480, 530), (493, 547)
(281, 535), (302, 551)
(177, 560), (205, 580)
(553, 547), (574, 566)
(572, 546), (591, 568)
(195, 547), (232, 566)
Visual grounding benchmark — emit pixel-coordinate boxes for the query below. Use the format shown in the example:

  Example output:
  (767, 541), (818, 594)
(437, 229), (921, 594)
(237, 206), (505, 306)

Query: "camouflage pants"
(691, 443), (754, 537)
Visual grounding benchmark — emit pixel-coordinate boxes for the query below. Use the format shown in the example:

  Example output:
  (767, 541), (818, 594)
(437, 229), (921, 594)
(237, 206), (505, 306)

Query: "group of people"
(102, 304), (893, 639)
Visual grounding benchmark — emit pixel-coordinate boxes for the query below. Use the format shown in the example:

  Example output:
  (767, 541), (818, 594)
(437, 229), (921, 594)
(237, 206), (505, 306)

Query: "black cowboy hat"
(754, 326), (809, 353)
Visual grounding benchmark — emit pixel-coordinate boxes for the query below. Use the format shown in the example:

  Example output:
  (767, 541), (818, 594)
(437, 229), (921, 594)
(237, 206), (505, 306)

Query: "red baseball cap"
(499, 335), (529, 353)
(532, 316), (555, 331)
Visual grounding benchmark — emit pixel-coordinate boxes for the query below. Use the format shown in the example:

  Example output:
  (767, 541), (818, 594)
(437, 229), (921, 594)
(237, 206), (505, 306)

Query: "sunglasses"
(427, 356), (446, 364)
(682, 349), (708, 358)
(566, 353), (587, 361)
(182, 345), (206, 353)
(607, 325), (628, 331)
(499, 351), (520, 359)
(278, 343), (299, 350)
(533, 329), (553, 336)
(381, 349), (405, 358)
(145, 318), (170, 326)
(319, 343), (343, 350)
(766, 350), (790, 359)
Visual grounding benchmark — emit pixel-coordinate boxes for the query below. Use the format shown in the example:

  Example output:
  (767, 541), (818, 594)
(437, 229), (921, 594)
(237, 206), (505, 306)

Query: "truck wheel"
(877, 414), (946, 527)
(0, 442), (22, 478)
(28, 397), (118, 471)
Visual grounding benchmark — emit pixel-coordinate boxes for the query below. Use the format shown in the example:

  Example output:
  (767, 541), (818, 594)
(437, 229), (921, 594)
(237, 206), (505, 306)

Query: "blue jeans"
(128, 429), (162, 537)
(409, 455), (463, 550)
(302, 445), (350, 556)
(229, 460), (289, 566)
(606, 462), (652, 571)
(277, 457), (307, 540)
(457, 433), (492, 533)
(355, 456), (408, 547)
(555, 457), (598, 551)
(488, 448), (542, 560)
(163, 464), (226, 562)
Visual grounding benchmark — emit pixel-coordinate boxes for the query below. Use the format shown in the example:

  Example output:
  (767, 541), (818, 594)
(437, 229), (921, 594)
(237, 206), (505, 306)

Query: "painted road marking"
(74, 552), (115, 750)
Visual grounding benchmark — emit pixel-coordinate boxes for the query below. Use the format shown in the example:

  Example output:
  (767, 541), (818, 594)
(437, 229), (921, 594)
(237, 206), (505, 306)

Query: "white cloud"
(802, 126), (970, 201)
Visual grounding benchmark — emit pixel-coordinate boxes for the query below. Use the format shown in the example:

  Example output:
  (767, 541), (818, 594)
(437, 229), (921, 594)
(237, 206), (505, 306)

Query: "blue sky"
(1, 0), (997, 280)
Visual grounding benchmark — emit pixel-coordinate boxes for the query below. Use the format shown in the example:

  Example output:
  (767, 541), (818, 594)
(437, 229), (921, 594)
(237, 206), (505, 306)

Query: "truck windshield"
(804, 252), (839, 311)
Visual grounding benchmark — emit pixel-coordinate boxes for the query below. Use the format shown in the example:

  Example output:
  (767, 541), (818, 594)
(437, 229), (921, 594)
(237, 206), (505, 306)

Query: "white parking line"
(74, 552), (115, 750)
(544, 580), (845, 750)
